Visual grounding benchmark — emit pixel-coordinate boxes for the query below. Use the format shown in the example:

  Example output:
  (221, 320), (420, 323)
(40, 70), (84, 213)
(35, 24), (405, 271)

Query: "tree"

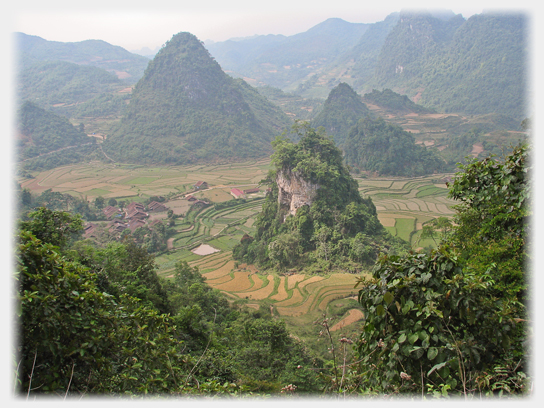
(352, 144), (530, 397)
(16, 229), (188, 395)
(19, 207), (83, 250)
(94, 196), (105, 209)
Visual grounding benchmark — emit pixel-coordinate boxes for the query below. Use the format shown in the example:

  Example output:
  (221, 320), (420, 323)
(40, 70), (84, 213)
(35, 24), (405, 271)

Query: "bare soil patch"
(191, 244), (220, 256)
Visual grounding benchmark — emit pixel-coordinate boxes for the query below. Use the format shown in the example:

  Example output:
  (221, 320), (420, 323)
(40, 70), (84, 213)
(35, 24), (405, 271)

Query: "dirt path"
(20, 143), (93, 162)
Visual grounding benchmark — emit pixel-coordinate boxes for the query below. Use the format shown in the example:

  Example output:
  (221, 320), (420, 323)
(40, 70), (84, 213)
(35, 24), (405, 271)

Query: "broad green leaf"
(398, 333), (407, 344)
(427, 360), (448, 376)
(376, 305), (385, 317)
(384, 291), (394, 305)
(427, 347), (438, 360)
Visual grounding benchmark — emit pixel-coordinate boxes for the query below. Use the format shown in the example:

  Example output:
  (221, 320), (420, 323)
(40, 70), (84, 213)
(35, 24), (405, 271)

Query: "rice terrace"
(19, 158), (456, 337)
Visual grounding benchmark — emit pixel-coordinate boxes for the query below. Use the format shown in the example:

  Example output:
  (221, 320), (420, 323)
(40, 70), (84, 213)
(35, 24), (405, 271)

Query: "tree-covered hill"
(362, 88), (435, 114)
(15, 32), (150, 84)
(369, 12), (527, 119)
(310, 83), (372, 146)
(17, 60), (125, 116)
(343, 117), (445, 176)
(233, 123), (407, 272)
(103, 32), (292, 165)
(16, 101), (90, 161)
(418, 13), (528, 120)
(336, 12), (400, 90)
(372, 11), (466, 90)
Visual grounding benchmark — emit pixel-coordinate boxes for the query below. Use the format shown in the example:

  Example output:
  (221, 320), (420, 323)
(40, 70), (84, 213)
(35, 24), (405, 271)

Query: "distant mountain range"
(15, 32), (150, 84)
(206, 11), (528, 120)
(14, 9), (529, 168)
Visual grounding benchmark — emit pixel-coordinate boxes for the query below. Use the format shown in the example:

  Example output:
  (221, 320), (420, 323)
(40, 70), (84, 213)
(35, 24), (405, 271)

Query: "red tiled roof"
(231, 188), (244, 197)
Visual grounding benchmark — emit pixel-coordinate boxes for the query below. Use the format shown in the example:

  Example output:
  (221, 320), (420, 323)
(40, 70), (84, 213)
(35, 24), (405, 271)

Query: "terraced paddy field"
(20, 160), (457, 337)
(356, 173), (456, 249)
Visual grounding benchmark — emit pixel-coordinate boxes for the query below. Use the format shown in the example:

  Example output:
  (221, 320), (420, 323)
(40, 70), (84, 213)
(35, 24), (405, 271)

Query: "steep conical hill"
(310, 83), (372, 146)
(104, 32), (291, 165)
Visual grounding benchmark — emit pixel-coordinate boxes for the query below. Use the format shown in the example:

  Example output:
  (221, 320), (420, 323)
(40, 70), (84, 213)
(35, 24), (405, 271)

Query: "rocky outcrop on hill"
(276, 168), (320, 217)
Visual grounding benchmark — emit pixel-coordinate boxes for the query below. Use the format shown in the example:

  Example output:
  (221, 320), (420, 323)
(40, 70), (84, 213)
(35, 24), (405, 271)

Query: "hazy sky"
(7, 0), (523, 52)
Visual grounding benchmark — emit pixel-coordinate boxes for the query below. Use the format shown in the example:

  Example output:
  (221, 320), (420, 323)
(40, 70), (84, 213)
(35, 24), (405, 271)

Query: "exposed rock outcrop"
(276, 168), (320, 217)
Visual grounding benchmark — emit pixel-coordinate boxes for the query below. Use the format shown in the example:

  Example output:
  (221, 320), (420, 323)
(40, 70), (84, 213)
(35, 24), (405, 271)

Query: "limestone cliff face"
(276, 168), (320, 217)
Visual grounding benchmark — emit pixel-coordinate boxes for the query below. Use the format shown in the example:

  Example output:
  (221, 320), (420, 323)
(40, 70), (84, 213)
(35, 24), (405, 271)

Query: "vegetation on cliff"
(233, 123), (407, 271)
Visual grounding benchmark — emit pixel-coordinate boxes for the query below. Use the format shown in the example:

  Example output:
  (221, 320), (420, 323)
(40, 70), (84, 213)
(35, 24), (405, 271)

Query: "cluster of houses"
(84, 199), (169, 239)
(83, 181), (264, 240)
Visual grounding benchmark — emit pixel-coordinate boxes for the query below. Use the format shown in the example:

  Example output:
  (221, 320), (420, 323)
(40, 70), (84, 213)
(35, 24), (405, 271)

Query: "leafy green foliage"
(16, 230), (188, 395)
(16, 208), (325, 396)
(352, 144), (530, 396)
(344, 117), (445, 176)
(19, 207), (83, 249)
(448, 144), (529, 300)
(235, 123), (407, 271)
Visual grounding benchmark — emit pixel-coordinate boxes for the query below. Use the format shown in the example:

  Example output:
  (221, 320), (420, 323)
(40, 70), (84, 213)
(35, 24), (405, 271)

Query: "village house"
(83, 223), (97, 238)
(230, 188), (244, 198)
(103, 205), (123, 220)
(243, 188), (260, 194)
(127, 218), (146, 232)
(109, 220), (128, 235)
(148, 201), (168, 212)
(125, 202), (148, 220)
(194, 181), (208, 190)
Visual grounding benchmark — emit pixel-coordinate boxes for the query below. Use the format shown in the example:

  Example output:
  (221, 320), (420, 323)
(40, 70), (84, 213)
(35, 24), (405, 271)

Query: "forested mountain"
(103, 32), (292, 165)
(418, 13), (528, 119)
(233, 123), (407, 271)
(343, 117), (445, 176)
(17, 60), (125, 116)
(16, 101), (89, 161)
(335, 12), (400, 90)
(207, 11), (527, 120)
(15, 32), (150, 84)
(310, 83), (372, 146)
(208, 18), (369, 89)
(370, 12), (528, 119)
(372, 11), (466, 90)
